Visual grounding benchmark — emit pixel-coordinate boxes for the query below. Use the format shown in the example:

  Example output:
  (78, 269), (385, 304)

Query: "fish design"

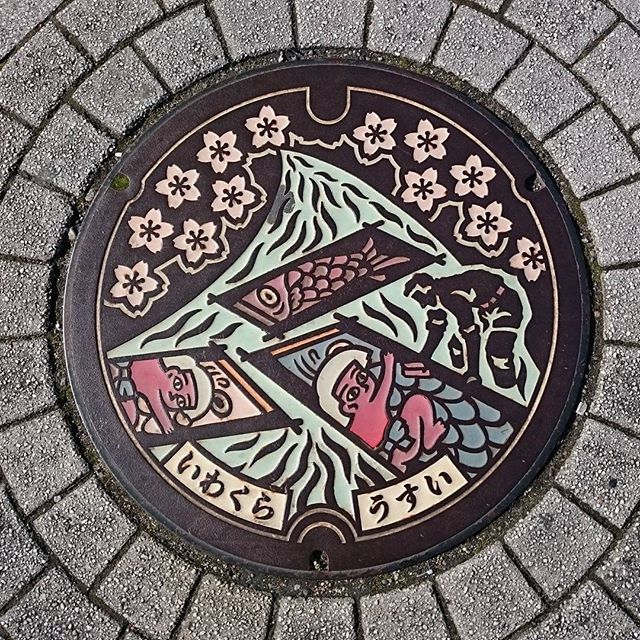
(235, 238), (410, 325)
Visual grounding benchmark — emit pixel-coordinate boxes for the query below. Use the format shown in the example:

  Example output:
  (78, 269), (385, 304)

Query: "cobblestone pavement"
(1, 1), (640, 638)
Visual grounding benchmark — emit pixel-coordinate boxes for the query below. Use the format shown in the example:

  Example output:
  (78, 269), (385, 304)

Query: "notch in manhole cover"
(64, 61), (590, 577)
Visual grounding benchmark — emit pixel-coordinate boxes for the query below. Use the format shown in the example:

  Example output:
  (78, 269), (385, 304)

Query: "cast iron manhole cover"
(65, 61), (589, 576)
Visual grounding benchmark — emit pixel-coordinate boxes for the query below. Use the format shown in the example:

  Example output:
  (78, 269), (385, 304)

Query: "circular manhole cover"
(65, 61), (589, 577)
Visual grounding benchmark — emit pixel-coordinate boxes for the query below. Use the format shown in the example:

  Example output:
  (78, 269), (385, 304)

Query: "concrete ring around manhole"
(63, 60), (590, 577)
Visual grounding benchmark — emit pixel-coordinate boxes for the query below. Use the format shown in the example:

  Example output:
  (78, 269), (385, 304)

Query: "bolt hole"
(111, 173), (130, 191)
(310, 549), (329, 571)
(525, 173), (544, 192)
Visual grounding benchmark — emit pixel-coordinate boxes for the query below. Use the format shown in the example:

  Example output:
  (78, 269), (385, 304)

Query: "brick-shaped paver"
(575, 25), (640, 130)
(0, 113), (31, 189)
(436, 542), (543, 640)
(0, 569), (121, 640)
(97, 534), (198, 639)
(74, 48), (166, 136)
(0, 339), (55, 426)
(21, 105), (113, 196)
(176, 575), (272, 640)
(544, 106), (640, 198)
(609, 0), (640, 28)
(0, 24), (89, 126)
(0, 486), (47, 609)
(472, 0), (503, 10)
(136, 6), (225, 93)
(361, 582), (449, 640)
(582, 182), (640, 267)
(504, 488), (612, 599)
(0, 411), (87, 513)
(0, 0), (64, 58)
(273, 596), (356, 640)
(368, 0), (452, 63)
(123, 633), (144, 640)
(0, 177), (72, 261)
(434, 7), (528, 92)
(602, 268), (640, 342)
(164, 0), (191, 9)
(557, 420), (640, 527)
(295, 0), (366, 48)
(0, 260), (50, 337)
(634, 129), (640, 149)
(505, 0), (616, 64)
(495, 47), (592, 139)
(597, 519), (640, 617)
(58, 0), (161, 60)
(33, 477), (135, 585)
(591, 344), (640, 434)
(518, 581), (639, 640)
(211, 0), (293, 59)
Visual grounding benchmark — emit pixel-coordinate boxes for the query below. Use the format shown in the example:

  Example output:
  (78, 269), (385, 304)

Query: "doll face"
(160, 367), (197, 411)
(334, 361), (375, 415)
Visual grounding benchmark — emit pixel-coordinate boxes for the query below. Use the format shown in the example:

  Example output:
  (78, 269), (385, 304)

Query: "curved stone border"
(0, 1), (639, 639)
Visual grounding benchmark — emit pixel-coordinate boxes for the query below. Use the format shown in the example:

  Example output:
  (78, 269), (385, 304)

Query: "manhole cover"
(65, 61), (589, 576)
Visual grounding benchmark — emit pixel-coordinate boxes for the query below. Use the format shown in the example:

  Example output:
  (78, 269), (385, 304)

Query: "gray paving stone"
(33, 477), (135, 585)
(505, 0), (616, 64)
(472, 0), (503, 10)
(518, 581), (639, 640)
(211, 0), (293, 58)
(273, 596), (356, 640)
(436, 542), (543, 640)
(295, 0), (366, 48)
(557, 419), (640, 527)
(495, 47), (592, 139)
(582, 182), (640, 267)
(0, 0), (64, 58)
(0, 177), (72, 261)
(0, 568), (121, 640)
(0, 112), (31, 189)
(176, 574), (272, 640)
(597, 519), (640, 617)
(609, 0), (640, 28)
(361, 582), (449, 640)
(97, 534), (197, 639)
(21, 105), (113, 196)
(0, 23), (89, 126)
(504, 488), (612, 599)
(591, 344), (640, 434)
(634, 129), (640, 149)
(58, 0), (162, 60)
(602, 268), (640, 342)
(123, 634), (144, 640)
(434, 6), (528, 92)
(74, 48), (166, 136)
(136, 6), (225, 92)
(0, 339), (55, 426)
(575, 25), (640, 130)
(368, 0), (452, 63)
(0, 260), (50, 337)
(544, 106), (640, 198)
(0, 485), (47, 609)
(0, 410), (87, 513)
(164, 0), (192, 9)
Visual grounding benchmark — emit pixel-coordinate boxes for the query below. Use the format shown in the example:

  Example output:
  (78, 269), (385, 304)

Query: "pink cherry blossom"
(353, 112), (397, 156)
(509, 237), (546, 282)
(404, 118), (450, 162)
(245, 105), (290, 148)
(173, 219), (220, 264)
(464, 202), (512, 247)
(450, 155), (497, 198)
(127, 208), (173, 254)
(155, 164), (201, 209)
(196, 130), (242, 173)
(401, 168), (447, 212)
(211, 175), (256, 221)
(109, 261), (159, 308)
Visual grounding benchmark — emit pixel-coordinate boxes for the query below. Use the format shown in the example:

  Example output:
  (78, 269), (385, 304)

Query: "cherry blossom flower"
(509, 237), (546, 282)
(173, 219), (220, 264)
(196, 130), (242, 173)
(245, 105), (290, 148)
(155, 164), (201, 209)
(450, 155), (496, 198)
(211, 175), (256, 221)
(404, 118), (450, 162)
(109, 261), (159, 308)
(464, 202), (512, 247)
(401, 168), (447, 212)
(353, 112), (397, 156)
(127, 208), (173, 254)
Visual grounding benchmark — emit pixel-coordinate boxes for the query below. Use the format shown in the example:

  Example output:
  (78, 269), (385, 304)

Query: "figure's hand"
(382, 351), (395, 368)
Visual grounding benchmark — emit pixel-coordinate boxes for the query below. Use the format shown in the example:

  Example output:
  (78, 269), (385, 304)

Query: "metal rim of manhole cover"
(64, 60), (590, 578)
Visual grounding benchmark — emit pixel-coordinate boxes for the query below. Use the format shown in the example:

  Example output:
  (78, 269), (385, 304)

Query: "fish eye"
(176, 395), (186, 408)
(258, 286), (279, 307)
(173, 377), (183, 390)
(346, 387), (360, 402)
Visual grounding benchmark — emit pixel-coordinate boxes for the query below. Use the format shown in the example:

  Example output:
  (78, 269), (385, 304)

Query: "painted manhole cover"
(65, 61), (589, 576)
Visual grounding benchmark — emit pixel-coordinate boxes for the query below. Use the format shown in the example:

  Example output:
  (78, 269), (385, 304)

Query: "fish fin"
(371, 255), (411, 271)
(369, 274), (386, 282)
